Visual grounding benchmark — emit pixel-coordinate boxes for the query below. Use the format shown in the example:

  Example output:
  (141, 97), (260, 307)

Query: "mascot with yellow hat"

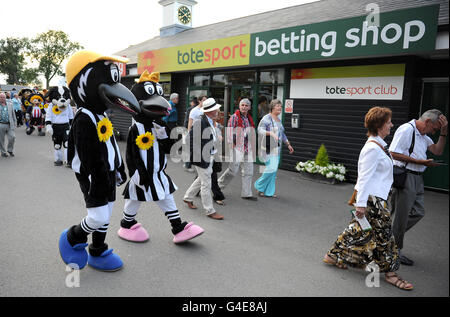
(117, 70), (204, 244)
(58, 50), (140, 271)
(25, 92), (46, 136)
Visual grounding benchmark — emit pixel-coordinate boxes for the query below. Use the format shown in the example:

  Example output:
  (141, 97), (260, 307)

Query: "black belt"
(0, 122), (9, 124)
(406, 169), (423, 176)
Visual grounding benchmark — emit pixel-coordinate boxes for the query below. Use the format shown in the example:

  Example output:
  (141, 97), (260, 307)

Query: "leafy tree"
(19, 68), (42, 87)
(315, 144), (330, 167)
(29, 30), (83, 88)
(0, 37), (39, 85)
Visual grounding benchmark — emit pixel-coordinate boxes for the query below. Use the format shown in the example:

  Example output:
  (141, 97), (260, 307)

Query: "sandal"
(385, 273), (414, 291)
(323, 254), (348, 269)
(257, 191), (279, 198)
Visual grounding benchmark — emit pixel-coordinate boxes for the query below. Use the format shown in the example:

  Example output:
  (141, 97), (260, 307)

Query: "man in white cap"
(183, 98), (224, 220)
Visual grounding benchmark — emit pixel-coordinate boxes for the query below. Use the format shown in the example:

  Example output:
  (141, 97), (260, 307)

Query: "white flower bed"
(295, 160), (346, 181)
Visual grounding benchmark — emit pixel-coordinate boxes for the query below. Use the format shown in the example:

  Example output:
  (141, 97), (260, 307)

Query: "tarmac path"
(0, 126), (448, 297)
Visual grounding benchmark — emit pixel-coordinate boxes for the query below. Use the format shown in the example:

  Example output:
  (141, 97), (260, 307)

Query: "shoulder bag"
(392, 123), (415, 189)
(347, 139), (393, 206)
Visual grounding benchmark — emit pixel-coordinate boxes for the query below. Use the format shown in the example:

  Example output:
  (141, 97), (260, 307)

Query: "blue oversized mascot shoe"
(88, 249), (123, 272)
(59, 229), (88, 269)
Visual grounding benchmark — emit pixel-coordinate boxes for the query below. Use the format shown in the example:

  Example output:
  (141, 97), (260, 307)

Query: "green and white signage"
(250, 5), (439, 65)
(138, 5), (440, 74)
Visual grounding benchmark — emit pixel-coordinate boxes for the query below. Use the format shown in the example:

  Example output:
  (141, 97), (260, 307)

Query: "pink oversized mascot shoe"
(173, 222), (204, 244)
(117, 223), (149, 242)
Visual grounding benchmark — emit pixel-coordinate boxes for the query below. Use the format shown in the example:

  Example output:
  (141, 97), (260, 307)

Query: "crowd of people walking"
(171, 92), (447, 291)
(2, 82), (448, 291)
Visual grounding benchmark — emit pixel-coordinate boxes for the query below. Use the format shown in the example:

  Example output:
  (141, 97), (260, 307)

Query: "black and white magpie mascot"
(58, 50), (140, 271)
(117, 70), (204, 244)
(44, 86), (73, 166)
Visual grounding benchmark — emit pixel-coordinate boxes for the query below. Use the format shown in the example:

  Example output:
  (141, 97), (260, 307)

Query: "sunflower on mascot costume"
(18, 88), (33, 128)
(117, 70), (204, 244)
(44, 85), (74, 167)
(58, 50), (140, 271)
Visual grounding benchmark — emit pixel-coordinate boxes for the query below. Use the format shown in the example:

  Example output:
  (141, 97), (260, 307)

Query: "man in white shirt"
(184, 95), (207, 172)
(389, 109), (448, 266)
(187, 95), (207, 132)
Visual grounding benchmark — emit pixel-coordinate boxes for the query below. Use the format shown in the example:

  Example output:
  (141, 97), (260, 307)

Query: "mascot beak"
(98, 83), (141, 115)
(140, 95), (171, 116)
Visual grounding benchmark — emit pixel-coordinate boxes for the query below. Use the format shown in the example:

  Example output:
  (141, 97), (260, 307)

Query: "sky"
(1, 0), (318, 86)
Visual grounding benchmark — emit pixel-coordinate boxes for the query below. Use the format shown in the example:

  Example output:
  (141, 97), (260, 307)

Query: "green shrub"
(315, 144), (329, 167)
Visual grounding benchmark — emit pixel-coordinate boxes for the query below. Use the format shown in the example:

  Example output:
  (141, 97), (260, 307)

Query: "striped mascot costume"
(118, 70), (204, 244)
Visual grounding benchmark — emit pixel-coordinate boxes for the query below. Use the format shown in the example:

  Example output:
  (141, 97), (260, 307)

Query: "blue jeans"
(254, 154), (279, 197)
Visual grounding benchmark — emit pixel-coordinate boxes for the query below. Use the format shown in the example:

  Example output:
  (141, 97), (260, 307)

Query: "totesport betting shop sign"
(138, 5), (439, 74)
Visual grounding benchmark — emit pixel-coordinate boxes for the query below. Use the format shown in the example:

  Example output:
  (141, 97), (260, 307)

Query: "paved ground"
(0, 126), (448, 297)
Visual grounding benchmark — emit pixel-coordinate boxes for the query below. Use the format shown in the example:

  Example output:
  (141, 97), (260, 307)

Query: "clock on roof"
(178, 5), (191, 25)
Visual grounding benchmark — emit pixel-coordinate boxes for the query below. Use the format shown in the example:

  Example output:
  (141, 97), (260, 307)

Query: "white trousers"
(183, 164), (216, 215)
(124, 194), (178, 216)
(218, 149), (254, 197)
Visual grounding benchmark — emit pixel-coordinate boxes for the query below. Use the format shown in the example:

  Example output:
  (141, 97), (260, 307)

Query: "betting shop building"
(113, 0), (449, 190)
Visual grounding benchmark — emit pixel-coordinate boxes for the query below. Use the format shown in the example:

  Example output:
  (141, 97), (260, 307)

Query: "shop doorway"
(186, 69), (286, 165)
(229, 84), (285, 164)
(420, 79), (449, 191)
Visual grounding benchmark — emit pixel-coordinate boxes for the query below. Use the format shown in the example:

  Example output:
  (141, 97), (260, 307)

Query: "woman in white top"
(323, 107), (414, 291)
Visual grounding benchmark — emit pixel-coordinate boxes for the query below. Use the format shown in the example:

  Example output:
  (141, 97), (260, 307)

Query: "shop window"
(161, 82), (171, 97)
(212, 74), (227, 86)
(192, 73), (210, 86)
(210, 87), (226, 126)
(188, 89), (208, 105)
(260, 69), (285, 84)
(256, 85), (284, 121)
(226, 71), (256, 85)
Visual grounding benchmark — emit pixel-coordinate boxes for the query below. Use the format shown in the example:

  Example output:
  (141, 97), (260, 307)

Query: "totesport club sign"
(290, 64), (406, 100)
(138, 5), (439, 73)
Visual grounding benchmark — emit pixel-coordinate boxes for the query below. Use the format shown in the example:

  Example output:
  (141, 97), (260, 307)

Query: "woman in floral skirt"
(323, 106), (414, 291)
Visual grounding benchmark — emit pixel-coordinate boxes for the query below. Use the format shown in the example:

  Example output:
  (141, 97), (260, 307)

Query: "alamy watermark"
(365, 3), (380, 28)
(165, 125), (281, 167)
(365, 262), (380, 288)
(65, 264), (80, 288)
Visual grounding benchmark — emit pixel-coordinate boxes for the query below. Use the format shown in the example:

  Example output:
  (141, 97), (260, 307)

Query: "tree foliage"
(315, 144), (330, 167)
(29, 30), (83, 88)
(0, 37), (40, 85)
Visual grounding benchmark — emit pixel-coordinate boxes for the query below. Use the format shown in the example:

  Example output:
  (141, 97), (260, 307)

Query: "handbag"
(392, 123), (415, 189)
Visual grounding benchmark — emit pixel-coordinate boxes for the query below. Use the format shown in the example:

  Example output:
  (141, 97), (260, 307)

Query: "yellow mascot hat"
(136, 70), (160, 84)
(29, 94), (44, 103)
(66, 50), (129, 86)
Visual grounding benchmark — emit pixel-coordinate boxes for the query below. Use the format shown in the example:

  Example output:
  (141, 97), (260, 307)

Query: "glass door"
(228, 84), (286, 165)
(421, 79), (449, 191)
(254, 84), (285, 165)
(230, 85), (255, 115)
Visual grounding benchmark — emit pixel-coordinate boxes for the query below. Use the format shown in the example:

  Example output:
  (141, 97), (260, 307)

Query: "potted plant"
(295, 144), (346, 184)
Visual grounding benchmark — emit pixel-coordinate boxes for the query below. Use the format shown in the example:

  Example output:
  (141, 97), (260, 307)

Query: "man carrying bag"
(389, 109), (448, 266)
